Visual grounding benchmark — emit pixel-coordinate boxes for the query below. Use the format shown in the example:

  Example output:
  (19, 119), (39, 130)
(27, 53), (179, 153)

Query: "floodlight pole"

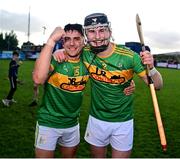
(27, 6), (31, 42)
(42, 26), (46, 44)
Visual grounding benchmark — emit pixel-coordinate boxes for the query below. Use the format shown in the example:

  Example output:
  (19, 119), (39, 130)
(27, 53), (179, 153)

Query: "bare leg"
(90, 145), (107, 158)
(35, 148), (54, 158)
(60, 145), (78, 158)
(112, 147), (131, 158)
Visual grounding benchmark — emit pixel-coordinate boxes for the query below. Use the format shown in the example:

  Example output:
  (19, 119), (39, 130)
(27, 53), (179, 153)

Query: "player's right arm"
(33, 27), (65, 85)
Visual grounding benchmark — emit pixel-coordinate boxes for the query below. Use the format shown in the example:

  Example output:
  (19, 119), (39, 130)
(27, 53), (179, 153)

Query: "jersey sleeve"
(49, 56), (57, 72)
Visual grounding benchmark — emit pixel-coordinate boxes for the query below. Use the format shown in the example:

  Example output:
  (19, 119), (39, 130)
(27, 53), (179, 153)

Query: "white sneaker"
(2, 99), (10, 107)
(11, 99), (17, 103)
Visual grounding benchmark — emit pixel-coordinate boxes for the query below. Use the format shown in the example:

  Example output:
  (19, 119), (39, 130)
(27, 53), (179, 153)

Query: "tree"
(0, 31), (19, 51)
(0, 33), (5, 51)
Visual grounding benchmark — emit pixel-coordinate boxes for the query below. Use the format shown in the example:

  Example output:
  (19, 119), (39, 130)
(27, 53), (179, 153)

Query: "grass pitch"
(0, 59), (180, 157)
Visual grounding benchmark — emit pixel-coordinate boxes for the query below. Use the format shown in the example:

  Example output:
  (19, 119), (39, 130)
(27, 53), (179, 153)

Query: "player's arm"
(123, 80), (135, 96)
(33, 27), (65, 85)
(141, 68), (163, 90)
(140, 51), (163, 90)
(53, 49), (67, 63)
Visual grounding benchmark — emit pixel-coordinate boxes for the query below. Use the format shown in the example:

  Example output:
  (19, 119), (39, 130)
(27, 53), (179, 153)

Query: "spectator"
(2, 51), (21, 107)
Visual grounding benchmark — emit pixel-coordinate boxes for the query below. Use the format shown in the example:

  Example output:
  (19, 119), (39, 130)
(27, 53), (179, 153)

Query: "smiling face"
(63, 30), (84, 59)
(85, 26), (111, 47)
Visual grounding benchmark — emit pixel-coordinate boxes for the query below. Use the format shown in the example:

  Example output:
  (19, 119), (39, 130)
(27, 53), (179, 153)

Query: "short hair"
(12, 51), (19, 56)
(64, 24), (84, 36)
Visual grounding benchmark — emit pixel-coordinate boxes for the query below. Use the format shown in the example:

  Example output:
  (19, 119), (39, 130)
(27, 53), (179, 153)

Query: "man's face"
(85, 26), (111, 47)
(63, 30), (84, 58)
(13, 54), (19, 61)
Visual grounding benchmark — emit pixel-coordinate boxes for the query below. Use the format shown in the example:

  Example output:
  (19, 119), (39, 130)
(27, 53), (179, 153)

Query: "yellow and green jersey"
(37, 57), (89, 128)
(83, 43), (146, 122)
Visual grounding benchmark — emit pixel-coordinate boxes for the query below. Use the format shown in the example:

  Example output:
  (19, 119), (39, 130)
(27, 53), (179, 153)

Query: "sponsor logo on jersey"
(84, 62), (133, 85)
(48, 73), (89, 92)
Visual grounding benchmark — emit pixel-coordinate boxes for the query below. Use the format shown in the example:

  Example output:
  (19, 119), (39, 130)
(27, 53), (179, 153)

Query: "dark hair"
(64, 24), (84, 36)
(12, 51), (19, 56)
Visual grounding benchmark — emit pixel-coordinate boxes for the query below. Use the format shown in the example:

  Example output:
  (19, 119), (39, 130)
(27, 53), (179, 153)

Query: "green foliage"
(0, 60), (180, 157)
(0, 31), (19, 51)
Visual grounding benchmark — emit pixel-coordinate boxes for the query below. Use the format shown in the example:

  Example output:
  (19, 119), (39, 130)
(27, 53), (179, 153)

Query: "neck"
(97, 42), (114, 57)
(67, 54), (80, 60)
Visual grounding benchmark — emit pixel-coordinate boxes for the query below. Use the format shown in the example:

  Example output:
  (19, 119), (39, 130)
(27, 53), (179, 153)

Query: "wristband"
(46, 38), (55, 48)
(149, 67), (158, 76)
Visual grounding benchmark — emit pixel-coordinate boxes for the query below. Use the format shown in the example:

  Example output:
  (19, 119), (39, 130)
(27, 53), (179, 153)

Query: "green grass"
(0, 59), (180, 157)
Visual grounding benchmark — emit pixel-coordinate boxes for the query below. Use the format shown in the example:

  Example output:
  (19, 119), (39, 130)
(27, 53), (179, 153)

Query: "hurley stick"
(136, 14), (167, 151)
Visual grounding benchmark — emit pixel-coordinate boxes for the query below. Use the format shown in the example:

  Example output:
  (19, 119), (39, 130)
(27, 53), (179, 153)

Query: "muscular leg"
(90, 145), (107, 158)
(60, 145), (78, 158)
(35, 148), (54, 158)
(112, 147), (131, 158)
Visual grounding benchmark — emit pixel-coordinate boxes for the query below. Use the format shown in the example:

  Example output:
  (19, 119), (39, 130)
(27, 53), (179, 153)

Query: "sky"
(0, 0), (180, 54)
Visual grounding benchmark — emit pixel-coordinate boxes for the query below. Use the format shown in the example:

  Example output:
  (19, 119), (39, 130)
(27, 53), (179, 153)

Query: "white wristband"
(46, 38), (55, 48)
(149, 67), (158, 76)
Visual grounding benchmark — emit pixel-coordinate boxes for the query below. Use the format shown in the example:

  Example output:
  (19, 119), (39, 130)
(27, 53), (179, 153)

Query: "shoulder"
(114, 44), (136, 58)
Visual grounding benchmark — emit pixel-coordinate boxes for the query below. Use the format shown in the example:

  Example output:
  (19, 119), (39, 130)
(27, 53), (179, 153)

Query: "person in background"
(2, 51), (21, 107)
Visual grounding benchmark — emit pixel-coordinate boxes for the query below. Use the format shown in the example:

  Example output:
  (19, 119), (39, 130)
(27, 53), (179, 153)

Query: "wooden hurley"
(136, 14), (167, 151)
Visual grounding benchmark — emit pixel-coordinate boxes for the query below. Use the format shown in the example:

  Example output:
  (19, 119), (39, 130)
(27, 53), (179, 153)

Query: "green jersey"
(83, 43), (146, 122)
(37, 57), (89, 128)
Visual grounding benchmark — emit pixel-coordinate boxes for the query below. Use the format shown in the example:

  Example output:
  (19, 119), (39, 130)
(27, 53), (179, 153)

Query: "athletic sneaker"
(2, 99), (10, 107)
(11, 99), (17, 103)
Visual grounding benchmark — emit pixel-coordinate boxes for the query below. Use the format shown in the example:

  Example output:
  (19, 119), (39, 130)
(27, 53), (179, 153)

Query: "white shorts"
(84, 115), (133, 151)
(35, 122), (80, 151)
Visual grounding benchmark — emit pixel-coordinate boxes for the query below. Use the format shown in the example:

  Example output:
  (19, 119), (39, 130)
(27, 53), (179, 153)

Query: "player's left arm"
(140, 51), (163, 90)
